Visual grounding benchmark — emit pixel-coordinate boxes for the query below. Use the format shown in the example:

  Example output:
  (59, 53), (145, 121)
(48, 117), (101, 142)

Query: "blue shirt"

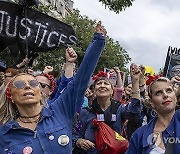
(48, 74), (73, 105)
(74, 98), (141, 154)
(127, 110), (180, 154)
(0, 33), (106, 154)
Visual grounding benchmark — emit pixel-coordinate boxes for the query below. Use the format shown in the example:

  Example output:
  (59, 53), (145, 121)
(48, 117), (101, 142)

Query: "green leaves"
(62, 10), (131, 73)
(99, 0), (134, 13)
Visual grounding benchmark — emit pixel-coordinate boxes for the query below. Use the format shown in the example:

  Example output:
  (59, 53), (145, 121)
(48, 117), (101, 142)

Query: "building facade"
(39, 0), (74, 19)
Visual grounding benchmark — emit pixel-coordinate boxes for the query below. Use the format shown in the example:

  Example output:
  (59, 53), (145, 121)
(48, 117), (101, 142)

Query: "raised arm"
(131, 63), (141, 100)
(51, 22), (107, 119)
(113, 67), (124, 101)
(48, 48), (77, 104)
(64, 47), (77, 78)
(16, 57), (29, 69)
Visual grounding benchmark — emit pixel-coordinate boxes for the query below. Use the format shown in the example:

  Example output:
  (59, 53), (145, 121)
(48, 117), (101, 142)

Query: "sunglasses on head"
(13, 80), (39, 89)
(39, 82), (51, 89)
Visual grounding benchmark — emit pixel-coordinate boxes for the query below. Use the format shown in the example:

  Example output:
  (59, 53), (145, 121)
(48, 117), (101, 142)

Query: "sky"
(73, 0), (180, 73)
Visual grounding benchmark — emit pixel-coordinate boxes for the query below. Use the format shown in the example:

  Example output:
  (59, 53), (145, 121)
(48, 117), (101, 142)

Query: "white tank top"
(149, 146), (165, 154)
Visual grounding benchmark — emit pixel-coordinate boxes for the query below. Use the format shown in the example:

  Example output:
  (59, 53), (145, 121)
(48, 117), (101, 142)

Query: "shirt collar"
(142, 110), (179, 148)
(164, 110), (178, 137)
(142, 117), (157, 148)
(1, 107), (54, 135)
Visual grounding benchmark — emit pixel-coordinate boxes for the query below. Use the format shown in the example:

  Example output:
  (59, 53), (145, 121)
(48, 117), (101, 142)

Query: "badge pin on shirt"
(97, 114), (104, 121)
(111, 114), (116, 121)
(58, 135), (69, 146)
(22, 146), (33, 154)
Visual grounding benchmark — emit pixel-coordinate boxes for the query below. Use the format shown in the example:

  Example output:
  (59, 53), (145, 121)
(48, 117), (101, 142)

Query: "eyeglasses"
(39, 82), (51, 89)
(13, 80), (39, 89)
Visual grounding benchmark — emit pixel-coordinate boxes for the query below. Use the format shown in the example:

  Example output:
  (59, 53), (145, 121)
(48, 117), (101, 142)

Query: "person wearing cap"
(0, 22), (106, 154)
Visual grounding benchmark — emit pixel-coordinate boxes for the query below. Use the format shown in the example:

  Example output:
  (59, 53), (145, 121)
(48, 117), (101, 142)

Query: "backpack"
(92, 119), (129, 154)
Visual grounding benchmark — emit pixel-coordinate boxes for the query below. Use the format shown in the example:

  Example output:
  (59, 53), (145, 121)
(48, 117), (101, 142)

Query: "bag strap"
(164, 141), (174, 154)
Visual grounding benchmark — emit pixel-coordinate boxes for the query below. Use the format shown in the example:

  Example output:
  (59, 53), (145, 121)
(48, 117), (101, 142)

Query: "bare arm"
(130, 63), (141, 100)
(114, 66), (123, 88)
(64, 47), (77, 78)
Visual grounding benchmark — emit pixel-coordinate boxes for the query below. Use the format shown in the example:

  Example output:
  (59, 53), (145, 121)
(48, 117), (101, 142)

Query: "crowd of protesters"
(0, 21), (180, 154)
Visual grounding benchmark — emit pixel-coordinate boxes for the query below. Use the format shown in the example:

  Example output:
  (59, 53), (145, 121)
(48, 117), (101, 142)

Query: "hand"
(66, 47), (77, 63)
(94, 21), (107, 36)
(171, 76), (180, 84)
(43, 66), (53, 74)
(130, 63), (141, 82)
(171, 76), (180, 93)
(22, 57), (29, 65)
(113, 67), (121, 74)
(77, 139), (95, 150)
(16, 57), (29, 68)
(139, 65), (145, 78)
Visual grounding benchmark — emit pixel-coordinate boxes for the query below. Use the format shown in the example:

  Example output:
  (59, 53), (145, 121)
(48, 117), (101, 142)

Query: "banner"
(163, 46), (180, 78)
(0, 1), (77, 54)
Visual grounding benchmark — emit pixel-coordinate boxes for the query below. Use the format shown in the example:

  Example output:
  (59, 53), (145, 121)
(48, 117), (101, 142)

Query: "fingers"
(94, 21), (107, 36)
(171, 76), (180, 85)
(113, 66), (120, 73)
(23, 57), (29, 64)
(130, 63), (138, 73)
(66, 47), (77, 58)
(46, 66), (53, 69)
(80, 139), (95, 150)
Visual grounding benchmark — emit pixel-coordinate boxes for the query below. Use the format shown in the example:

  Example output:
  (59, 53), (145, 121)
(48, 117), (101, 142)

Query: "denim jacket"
(0, 33), (105, 154)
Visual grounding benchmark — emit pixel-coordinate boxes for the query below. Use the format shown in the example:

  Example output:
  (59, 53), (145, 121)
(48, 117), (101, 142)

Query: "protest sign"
(163, 46), (180, 78)
(0, 1), (77, 54)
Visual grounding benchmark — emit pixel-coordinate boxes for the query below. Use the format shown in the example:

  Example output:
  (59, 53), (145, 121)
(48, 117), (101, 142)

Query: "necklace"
(19, 115), (41, 124)
(20, 112), (41, 118)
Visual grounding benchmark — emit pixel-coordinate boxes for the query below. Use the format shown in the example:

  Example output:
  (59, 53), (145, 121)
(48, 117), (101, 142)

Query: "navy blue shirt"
(127, 110), (180, 154)
(74, 98), (141, 154)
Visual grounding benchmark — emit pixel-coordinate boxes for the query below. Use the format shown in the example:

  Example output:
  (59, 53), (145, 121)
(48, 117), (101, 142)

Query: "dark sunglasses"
(39, 82), (51, 89)
(13, 80), (39, 89)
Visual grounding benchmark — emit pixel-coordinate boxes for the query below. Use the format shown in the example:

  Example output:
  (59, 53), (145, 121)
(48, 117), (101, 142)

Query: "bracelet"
(139, 84), (145, 87)
(132, 89), (140, 94)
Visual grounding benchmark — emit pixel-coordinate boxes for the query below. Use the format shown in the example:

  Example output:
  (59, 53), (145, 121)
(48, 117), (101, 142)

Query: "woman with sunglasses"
(0, 22), (106, 154)
(35, 73), (56, 101)
(127, 77), (180, 154)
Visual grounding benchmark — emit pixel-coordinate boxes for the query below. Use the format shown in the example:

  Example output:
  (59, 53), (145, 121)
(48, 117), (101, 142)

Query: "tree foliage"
(99, 0), (135, 13)
(61, 10), (131, 73)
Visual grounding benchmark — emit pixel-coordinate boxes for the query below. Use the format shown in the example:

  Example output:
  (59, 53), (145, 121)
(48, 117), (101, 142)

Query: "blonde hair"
(0, 73), (46, 124)
(148, 77), (171, 98)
